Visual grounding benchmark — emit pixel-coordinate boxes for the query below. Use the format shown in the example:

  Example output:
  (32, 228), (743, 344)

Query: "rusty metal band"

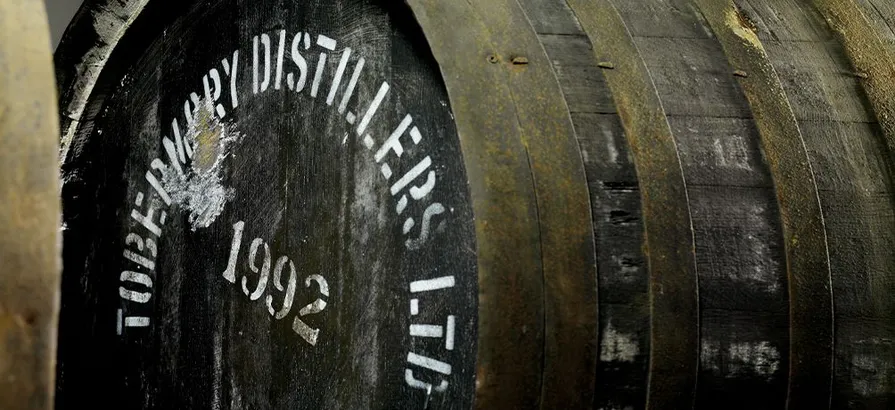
(407, 1), (599, 408)
(692, 2), (835, 409)
(810, 1), (895, 183)
(565, 1), (699, 409)
(0, 1), (62, 409)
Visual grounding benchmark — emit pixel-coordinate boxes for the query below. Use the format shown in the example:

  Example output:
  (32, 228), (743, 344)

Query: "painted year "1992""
(222, 221), (330, 346)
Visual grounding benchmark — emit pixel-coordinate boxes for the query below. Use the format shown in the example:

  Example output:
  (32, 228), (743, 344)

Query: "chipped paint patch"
(851, 353), (891, 397)
(600, 321), (639, 363)
(161, 99), (242, 231)
(702, 339), (780, 378)
(729, 341), (779, 377)
(850, 337), (895, 397)
(712, 136), (752, 171)
(726, 7), (761, 49)
(601, 123), (619, 165)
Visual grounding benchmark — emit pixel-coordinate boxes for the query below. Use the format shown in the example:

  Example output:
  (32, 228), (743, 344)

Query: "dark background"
(45, 0), (82, 50)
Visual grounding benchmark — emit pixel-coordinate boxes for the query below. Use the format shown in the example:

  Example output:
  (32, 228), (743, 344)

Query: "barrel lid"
(54, 1), (478, 408)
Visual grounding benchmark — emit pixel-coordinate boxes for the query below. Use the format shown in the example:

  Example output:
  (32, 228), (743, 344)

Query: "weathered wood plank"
(697, 309), (789, 410)
(737, 0), (829, 41)
(447, 0), (600, 407)
(833, 317), (895, 409)
(538, 33), (598, 66)
(593, 188), (648, 306)
(742, 3), (895, 408)
(520, 3), (650, 409)
(567, 1), (700, 408)
(572, 113), (637, 181)
(538, 35), (617, 113)
(821, 190), (895, 318)
(517, 0), (584, 35)
(857, 0), (895, 44)
(554, 64), (616, 114)
(612, 0), (712, 39)
(799, 120), (892, 193)
(596, 303), (651, 410)
(688, 186), (787, 314)
(634, 37), (753, 118)
(693, 3), (837, 406)
(762, 40), (873, 123)
(667, 116), (773, 188)
(808, 0), (895, 194)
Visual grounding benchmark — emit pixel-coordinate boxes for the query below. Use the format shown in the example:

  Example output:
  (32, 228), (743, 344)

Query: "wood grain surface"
(0, 1), (62, 410)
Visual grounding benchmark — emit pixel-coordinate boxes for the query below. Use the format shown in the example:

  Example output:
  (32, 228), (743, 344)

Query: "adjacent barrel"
(0, 2), (62, 410)
(53, 0), (895, 409)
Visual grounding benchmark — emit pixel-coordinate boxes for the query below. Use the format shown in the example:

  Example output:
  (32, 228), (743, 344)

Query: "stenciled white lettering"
(116, 26), (458, 395)
(223, 220), (330, 346)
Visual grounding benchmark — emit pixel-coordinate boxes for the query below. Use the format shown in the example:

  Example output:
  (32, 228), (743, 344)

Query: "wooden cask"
(0, 2), (62, 410)
(53, 0), (895, 409)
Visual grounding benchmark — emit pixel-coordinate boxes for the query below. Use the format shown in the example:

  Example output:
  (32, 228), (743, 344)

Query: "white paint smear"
(600, 322), (639, 363)
(851, 354), (888, 397)
(728, 341), (779, 377)
(701, 340), (780, 378)
(850, 337), (894, 397)
(712, 136), (752, 171)
(601, 122), (619, 165)
(742, 204), (781, 293)
(161, 98), (242, 231)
